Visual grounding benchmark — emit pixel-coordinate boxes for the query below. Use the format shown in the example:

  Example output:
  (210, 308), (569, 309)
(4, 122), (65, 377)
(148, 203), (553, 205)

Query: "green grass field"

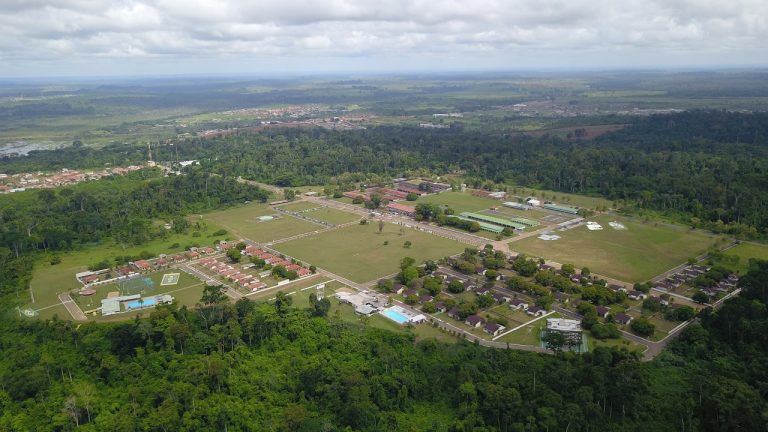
(497, 313), (560, 345)
(277, 201), (322, 212)
(303, 207), (359, 225)
(26, 229), (227, 312)
(201, 202), (322, 242)
(274, 222), (465, 283)
(416, 191), (500, 214)
(720, 242), (768, 272)
(512, 215), (718, 282)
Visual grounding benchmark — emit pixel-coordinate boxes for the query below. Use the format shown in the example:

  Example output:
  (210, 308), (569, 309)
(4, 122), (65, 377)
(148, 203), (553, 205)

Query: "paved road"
(58, 292), (87, 321)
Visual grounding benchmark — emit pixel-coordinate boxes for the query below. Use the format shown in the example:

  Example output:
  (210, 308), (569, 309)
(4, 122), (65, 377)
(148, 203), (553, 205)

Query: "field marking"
(160, 272), (181, 286)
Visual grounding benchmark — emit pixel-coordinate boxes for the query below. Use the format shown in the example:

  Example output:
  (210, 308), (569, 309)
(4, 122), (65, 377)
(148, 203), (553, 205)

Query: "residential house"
(509, 299), (529, 311)
(595, 305), (610, 318)
(484, 322), (505, 336)
(465, 314), (485, 328)
(526, 306), (547, 317)
(614, 313), (633, 325)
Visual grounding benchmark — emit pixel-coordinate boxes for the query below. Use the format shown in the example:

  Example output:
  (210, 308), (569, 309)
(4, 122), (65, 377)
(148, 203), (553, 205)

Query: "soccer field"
(274, 222), (465, 283)
(512, 215), (719, 282)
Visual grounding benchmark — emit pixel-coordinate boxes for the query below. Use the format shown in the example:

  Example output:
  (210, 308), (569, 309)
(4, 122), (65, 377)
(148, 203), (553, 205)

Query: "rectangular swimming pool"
(125, 297), (157, 310)
(381, 308), (409, 324)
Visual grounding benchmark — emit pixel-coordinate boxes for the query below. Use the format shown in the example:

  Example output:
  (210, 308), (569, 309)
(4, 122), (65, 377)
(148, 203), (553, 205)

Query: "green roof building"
(542, 204), (579, 215)
(459, 212), (527, 230)
(456, 216), (504, 234)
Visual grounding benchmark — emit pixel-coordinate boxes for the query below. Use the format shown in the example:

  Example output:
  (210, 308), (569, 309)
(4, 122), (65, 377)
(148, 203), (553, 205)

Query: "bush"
(630, 317), (655, 337)
(591, 322), (621, 339)
(212, 229), (228, 236)
(49, 255), (62, 265)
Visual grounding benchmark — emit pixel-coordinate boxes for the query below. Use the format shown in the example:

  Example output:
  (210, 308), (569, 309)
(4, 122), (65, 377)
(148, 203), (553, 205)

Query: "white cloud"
(0, 0), (765, 75)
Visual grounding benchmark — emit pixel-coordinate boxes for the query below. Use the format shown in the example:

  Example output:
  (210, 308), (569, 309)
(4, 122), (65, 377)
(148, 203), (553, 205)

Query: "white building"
(526, 198), (541, 207)
(546, 318), (582, 332)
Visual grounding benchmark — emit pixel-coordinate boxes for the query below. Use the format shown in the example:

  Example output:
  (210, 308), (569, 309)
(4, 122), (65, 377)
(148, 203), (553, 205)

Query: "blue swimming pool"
(382, 308), (409, 324)
(125, 297), (157, 310)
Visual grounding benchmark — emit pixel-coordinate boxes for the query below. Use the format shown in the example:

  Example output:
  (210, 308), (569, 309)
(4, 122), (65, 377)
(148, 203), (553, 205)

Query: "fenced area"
(118, 275), (156, 296)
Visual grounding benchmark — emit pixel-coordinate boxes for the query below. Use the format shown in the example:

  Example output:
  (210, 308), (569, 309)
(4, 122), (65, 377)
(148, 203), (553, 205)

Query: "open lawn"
(274, 222), (465, 283)
(497, 312), (560, 345)
(303, 207), (359, 225)
(720, 242), (768, 272)
(26, 228), (227, 312)
(487, 206), (544, 221)
(245, 275), (330, 305)
(512, 215), (718, 282)
(416, 191), (500, 214)
(201, 202), (321, 242)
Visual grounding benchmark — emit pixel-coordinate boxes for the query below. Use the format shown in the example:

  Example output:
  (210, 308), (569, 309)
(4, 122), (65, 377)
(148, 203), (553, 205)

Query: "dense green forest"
(1, 261), (767, 431)
(3, 111), (767, 235)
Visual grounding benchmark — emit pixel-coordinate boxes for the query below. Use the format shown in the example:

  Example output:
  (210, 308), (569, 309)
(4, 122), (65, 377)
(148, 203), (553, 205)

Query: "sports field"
(416, 191), (500, 214)
(303, 207), (359, 225)
(201, 202), (322, 242)
(274, 222), (465, 283)
(72, 271), (204, 316)
(512, 215), (718, 282)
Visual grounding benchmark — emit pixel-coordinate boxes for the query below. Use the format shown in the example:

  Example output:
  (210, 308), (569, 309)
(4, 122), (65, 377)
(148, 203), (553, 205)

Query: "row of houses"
(655, 264), (738, 298)
(242, 245), (313, 278)
(198, 257), (268, 291)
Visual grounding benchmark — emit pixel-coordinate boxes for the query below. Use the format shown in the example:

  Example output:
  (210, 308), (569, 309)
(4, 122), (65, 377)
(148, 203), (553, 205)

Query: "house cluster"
(508, 298), (548, 317)
(242, 245), (313, 278)
(701, 273), (739, 297)
(654, 264), (738, 298)
(0, 166), (145, 194)
(198, 257), (268, 291)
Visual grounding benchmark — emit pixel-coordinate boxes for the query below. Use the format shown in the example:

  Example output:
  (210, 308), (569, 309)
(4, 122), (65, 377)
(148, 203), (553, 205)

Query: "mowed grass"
(27, 228), (227, 311)
(201, 202), (321, 242)
(512, 215), (717, 282)
(303, 207), (359, 225)
(274, 222), (465, 283)
(721, 242), (768, 272)
(416, 191), (500, 214)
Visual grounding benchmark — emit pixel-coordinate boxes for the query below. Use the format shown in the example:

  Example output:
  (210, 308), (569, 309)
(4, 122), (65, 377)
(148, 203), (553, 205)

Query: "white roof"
(546, 318), (582, 332)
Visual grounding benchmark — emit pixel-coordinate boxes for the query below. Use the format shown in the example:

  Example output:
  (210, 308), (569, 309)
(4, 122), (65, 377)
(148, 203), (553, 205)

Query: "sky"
(0, 0), (766, 77)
